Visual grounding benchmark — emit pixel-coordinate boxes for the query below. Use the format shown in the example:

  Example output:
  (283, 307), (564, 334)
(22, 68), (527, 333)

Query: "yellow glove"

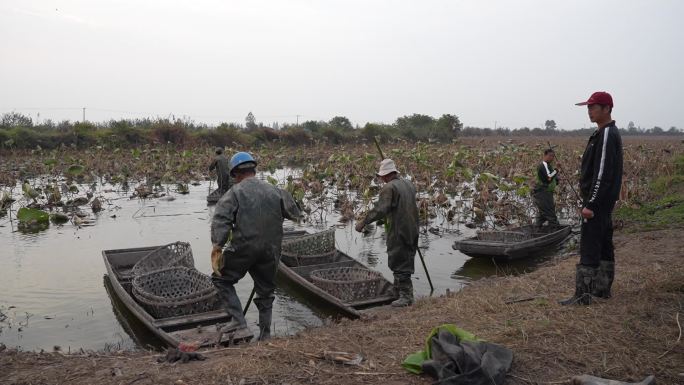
(211, 245), (223, 276)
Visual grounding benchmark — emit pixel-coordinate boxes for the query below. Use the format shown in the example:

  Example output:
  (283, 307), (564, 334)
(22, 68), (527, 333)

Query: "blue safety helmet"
(229, 152), (257, 176)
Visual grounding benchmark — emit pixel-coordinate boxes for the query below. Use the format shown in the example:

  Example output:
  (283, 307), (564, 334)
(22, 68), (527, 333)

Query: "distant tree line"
(0, 111), (680, 150)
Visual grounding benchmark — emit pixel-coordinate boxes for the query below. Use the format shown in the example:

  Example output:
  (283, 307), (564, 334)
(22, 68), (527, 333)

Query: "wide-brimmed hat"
(376, 158), (399, 176)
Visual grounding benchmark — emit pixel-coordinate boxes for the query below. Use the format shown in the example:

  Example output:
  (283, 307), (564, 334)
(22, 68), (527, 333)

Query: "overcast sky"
(1, 0), (682, 130)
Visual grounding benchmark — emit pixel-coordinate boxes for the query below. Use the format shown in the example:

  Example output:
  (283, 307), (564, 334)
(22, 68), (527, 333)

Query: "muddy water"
(0, 172), (571, 351)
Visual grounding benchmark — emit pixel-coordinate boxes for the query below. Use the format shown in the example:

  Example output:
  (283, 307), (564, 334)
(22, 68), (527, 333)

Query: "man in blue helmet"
(210, 152), (301, 341)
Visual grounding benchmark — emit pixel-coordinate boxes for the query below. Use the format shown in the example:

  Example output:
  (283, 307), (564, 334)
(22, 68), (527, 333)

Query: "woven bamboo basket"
(310, 267), (383, 303)
(132, 267), (218, 318)
(132, 241), (194, 276)
(282, 229), (336, 266)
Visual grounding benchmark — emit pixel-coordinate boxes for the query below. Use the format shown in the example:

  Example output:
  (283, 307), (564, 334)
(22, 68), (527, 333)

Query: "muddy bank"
(2, 227), (682, 385)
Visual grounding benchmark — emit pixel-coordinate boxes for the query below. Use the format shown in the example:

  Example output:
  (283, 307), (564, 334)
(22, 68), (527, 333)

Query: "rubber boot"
(391, 276), (400, 299)
(214, 283), (249, 343)
(595, 261), (615, 299)
(254, 296), (274, 341)
(391, 276), (414, 307)
(559, 265), (597, 306)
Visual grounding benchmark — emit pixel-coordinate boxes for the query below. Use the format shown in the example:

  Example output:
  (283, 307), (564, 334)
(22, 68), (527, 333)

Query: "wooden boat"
(278, 230), (398, 319)
(452, 225), (572, 261)
(102, 246), (253, 348)
(206, 188), (223, 204)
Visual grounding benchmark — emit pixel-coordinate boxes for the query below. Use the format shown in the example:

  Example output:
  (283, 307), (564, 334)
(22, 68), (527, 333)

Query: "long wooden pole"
(243, 288), (255, 315)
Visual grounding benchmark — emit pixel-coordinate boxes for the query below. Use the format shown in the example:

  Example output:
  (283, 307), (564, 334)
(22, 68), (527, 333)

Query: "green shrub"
(151, 121), (189, 145)
(281, 127), (312, 145)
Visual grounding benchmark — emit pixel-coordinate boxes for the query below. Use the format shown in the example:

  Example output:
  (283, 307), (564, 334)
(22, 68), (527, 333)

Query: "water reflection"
(1, 171), (573, 351)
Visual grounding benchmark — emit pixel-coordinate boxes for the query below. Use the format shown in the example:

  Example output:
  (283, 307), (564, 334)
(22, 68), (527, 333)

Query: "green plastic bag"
(402, 324), (482, 374)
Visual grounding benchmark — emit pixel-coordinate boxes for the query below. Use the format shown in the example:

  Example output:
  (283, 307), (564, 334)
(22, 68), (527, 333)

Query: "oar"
(373, 136), (434, 292)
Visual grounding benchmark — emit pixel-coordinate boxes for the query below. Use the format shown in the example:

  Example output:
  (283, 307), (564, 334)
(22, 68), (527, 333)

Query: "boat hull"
(102, 246), (252, 348)
(453, 225), (572, 261)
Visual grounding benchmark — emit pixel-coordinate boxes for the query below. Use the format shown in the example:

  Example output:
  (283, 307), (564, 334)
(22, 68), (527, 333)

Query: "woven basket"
(476, 231), (530, 243)
(282, 229), (336, 266)
(132, 241), (194, 276)
(310, 267), (384, 303)
(132, 267), (218, 318)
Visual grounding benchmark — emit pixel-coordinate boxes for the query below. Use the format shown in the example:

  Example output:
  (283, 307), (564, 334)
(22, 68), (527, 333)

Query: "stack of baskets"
(130, 241), (218, 318)
(284, 229), (385, 303)
(310, 267), (383, 303)
(281, 228), (336, 266)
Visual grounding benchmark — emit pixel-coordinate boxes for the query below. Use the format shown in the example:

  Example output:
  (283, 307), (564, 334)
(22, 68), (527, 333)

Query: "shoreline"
(2, 226), (682, 384)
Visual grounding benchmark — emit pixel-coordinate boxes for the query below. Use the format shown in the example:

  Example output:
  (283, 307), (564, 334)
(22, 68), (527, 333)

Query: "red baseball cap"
(575, 91), (613, 107)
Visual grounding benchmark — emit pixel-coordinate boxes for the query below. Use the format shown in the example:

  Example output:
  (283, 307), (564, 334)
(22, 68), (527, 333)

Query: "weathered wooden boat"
(206, 188), (223, 204)
(278, 230), (398, 319)
(102, 245), (252, 348)
(452, 225), (572, 261)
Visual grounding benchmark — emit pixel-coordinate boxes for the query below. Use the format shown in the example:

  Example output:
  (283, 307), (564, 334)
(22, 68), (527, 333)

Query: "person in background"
(532, 149), (561, 229)
(209, 147), (232, 194)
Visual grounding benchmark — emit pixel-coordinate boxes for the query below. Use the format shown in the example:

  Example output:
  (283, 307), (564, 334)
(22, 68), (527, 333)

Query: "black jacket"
(580, 121), (623, 213)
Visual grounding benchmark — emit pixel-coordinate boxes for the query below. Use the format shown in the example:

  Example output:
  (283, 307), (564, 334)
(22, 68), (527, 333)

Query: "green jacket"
(534, 161), (558, 193)
(362, 177), (419, 250)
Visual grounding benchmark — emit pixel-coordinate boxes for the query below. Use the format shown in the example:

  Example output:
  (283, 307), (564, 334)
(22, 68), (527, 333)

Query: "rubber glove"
(211, 245), (223, 276)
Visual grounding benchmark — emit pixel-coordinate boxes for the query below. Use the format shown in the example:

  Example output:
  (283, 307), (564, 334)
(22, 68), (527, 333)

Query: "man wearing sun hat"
(560, 92), (623, 306)
(355, 159), (419, 307)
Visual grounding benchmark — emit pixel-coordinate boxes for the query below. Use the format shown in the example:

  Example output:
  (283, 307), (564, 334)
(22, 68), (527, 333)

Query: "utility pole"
(296, 114), (301, 127)
(82, 107), (86, 123)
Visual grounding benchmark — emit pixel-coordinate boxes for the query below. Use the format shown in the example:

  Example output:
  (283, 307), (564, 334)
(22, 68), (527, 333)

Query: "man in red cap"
(560, 92), (623, 305)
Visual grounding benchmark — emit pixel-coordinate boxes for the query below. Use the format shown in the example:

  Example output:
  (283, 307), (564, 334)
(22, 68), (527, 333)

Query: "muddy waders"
(391, 273), (414, 307)
(212, 277), (251, 339)
(211, 174), (301, 341)
(358, 169), (419, 308)
(253, 296), (274, 341)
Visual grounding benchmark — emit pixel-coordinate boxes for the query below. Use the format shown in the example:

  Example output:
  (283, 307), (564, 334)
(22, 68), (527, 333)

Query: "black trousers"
(533, 189), (559, 227)
(579, 208), (615, 267)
